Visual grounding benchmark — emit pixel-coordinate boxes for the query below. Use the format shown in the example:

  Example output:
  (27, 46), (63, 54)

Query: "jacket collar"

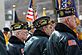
(33, 30), (49, 38)
(55, 23), (77, 38)
(0, 30), (6, 45)
(9, 36), (25, 45)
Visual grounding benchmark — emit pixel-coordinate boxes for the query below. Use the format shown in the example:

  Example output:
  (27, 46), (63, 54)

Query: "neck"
(42, 29), (50, 36)
(16, 36), (24, 43)
(63, 22), (73, 30)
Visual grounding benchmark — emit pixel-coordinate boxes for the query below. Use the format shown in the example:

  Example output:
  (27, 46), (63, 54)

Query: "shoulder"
(50, 30), (74, 39)
(51, 30), (61, 38)
(49, 31), (69, 43)
(25, 36), (48, 46)
(24, 36), (48, 51)
(49, 31), (62, 41)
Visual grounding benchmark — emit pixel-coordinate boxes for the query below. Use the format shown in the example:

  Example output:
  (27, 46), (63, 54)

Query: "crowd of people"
(0, 8), (82, 55)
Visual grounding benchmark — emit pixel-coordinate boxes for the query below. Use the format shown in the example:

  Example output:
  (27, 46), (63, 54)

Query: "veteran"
(24, 16), (55, 55)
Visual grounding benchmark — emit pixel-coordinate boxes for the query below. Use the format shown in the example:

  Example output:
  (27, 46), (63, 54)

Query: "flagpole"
(77, 0), (80, 17)
(51, 0), (58, 22)
(58, 0), (61, 9)
(12, 4), (16, 24)
(32, 0), (36, 21)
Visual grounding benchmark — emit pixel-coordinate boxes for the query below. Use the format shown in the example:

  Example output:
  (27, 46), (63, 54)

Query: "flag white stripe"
(28, 8), (33, 11)
(26, 15), (33, 19)
(26, 0), (38, 22)
(28, 12), (33, 15)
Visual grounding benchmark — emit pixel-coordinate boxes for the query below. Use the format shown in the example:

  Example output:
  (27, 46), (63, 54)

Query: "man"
(24, 16), (55, 55)
(0, 30), (8, 55)
(7, 22), (29, 55)
(47, 7), (81, 55)
(3, 27), (10, 45)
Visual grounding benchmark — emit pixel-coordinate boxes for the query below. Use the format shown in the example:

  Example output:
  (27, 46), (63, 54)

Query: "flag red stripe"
(26, 0), (38, 22)
(26, 17), (33, 21)
(28, 10), (33, 12)
(28, 14), (33, 16)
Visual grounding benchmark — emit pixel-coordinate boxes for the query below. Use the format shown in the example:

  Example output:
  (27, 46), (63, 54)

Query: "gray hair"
(58, 17), (65, 23)
(58, 15), (75, 23)
(11, 30), (21, 36)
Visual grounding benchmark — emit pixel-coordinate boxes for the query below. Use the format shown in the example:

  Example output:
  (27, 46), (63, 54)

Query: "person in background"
(3, 27), (10, 46)
(0, 30), (8, 55)
(47, 7), (81, 55)
(24, 16), (55, 55)
(7, 22), (29, 55)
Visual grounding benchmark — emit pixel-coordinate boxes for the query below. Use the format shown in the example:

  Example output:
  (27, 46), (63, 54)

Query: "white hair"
(58, 17), (66, 23)
(58, 15), (73, 23)
(12, 30), (21, 36)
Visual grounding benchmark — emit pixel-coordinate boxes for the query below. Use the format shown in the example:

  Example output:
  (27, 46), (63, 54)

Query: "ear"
(16, 32), (19, 36)
(43, 26), (47, 30)
(65, 18), (69, 25)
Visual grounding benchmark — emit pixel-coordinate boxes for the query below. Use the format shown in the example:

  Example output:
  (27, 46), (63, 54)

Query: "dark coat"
(7, 36), (25, 55)
(0, 30), (8, 55)
(24, 30), (49, 55)
(47, 23), (81, 55)
(0, 30), (6, 45)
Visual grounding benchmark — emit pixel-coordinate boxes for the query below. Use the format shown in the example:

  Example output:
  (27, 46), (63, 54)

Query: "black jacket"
(0, 30), (6, 45)
(7, 36), (25, 55)
(47, 23), (81, 55)
(0, 30), (8, 55)
(24, 30), (49, 55)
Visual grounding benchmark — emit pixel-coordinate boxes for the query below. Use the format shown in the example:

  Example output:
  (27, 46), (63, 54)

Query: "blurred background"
(3, 0), (82, 29)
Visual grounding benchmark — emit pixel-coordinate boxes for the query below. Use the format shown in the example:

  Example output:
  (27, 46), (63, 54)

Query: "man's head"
(3, 27), (10, 32)
(33, 16), (56, 36)
(15, 29), (29, 42)
(11, 22), (29, 42)
(59, 15), (77, 30)
(57, 7), (77, 29)
(3, 27), (10, 34)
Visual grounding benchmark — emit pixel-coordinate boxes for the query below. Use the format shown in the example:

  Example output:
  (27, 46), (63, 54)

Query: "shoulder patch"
(68, 40), (77, 46)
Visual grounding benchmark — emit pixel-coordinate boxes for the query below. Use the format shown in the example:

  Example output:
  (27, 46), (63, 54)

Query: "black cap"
(33, 16), (50, 28)
(3, 27), (10, 32)
(11, 22), (31, 31)
(57, 7), (75, 17)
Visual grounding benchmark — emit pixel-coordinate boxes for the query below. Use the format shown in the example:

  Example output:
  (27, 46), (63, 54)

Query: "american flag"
(26, 0), (38, 22)
(68, 40), (77, 46)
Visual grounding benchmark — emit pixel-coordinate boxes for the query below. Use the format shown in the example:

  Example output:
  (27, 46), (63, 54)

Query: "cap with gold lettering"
(57, 7), (75, 17)
(33, 16), (51, 28)
(11, 22), (31, 31)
